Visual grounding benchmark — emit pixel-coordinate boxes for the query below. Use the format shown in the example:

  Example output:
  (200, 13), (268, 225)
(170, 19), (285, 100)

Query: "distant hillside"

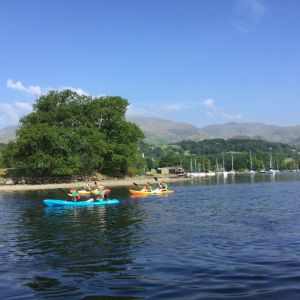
(201, 122), (300, 145)
(129, 118), (300, 146)
(2, 119), (300, 146)
(127, 117), (205, 144)
(0, 126), (17, 143)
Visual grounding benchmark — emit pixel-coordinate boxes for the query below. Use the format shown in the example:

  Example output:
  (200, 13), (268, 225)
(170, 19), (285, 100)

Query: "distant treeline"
(141, 139), (300, 172)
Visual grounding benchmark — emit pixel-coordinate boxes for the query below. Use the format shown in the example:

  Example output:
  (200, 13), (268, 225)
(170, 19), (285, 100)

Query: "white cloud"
(15, 101), (32, 112)
(6, 79), (92, 97)
(6, 79), (42, 95)
(0, 100), (34, 128)
(234, 0), (266, 32)
(0, 103), (19, 126)
(201, 97), (243, 122)
(126, 104), (151, 117)
(202, 98), (215, 109)
(61, 86), (89, 96)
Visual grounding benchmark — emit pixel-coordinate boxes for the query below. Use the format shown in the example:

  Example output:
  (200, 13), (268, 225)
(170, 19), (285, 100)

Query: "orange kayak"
(129, 189), (174, 195)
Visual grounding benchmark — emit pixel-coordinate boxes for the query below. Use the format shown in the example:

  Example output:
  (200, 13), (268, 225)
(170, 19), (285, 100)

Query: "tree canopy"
(2, 90), (144, 178)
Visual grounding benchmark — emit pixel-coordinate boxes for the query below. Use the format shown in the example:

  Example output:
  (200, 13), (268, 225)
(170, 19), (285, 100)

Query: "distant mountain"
(129, 118), (300, 146)
(1, 119), (300, 146)
(127, 117), (205, 144)
(201, 122), (300, 145)
(0, 126), (17, 144)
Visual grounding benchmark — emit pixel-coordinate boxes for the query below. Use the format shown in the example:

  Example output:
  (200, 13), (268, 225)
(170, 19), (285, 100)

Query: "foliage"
(2, 90), (144, 177)
(142, 138), (300, 171)
(0, 143), (6, 167)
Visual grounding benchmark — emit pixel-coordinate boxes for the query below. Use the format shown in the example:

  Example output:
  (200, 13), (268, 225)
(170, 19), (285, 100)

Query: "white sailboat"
(247, 150), (256, 175)
(260, 161), (266, 173)
(187, 157), (206, 178)
(220, 151), (229, 177)
(205, 160), (216, 176)
(267, 147), (277, 175)
(215, 157), (221, 175)
(228, 154), (235, 175)
(206, 170), (216, 176)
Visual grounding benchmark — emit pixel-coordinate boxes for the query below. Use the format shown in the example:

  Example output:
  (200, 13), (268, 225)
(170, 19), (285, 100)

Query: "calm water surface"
(1, 173), (300, 299)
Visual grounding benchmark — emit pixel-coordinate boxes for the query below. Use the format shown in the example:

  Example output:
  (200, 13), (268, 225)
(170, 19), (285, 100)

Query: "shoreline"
(0, 176), (191, 192)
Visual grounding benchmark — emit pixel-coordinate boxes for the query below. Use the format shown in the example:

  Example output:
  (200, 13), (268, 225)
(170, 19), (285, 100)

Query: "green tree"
(2, 90), (144, 178)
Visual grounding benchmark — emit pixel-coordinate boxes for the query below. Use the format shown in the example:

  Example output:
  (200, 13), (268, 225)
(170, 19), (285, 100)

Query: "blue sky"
(1, 0), (300, 129)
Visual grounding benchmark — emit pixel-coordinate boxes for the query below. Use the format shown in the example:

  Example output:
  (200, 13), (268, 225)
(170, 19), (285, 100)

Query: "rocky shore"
(0, 176), (190, 192)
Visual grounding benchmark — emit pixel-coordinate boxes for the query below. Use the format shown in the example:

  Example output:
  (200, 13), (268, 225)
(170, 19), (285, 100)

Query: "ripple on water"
(1, 175), (300, 298)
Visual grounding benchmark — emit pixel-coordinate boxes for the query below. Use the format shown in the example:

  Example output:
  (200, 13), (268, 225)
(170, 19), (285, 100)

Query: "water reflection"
(1, 190), (146, 298)
(186, 172), (300, 186)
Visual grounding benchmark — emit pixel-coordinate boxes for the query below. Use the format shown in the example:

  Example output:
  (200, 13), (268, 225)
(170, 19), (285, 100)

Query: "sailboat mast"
(249, 150), (253, 170)
(293, 158), (296, 170)
(222, 151), (225, 171)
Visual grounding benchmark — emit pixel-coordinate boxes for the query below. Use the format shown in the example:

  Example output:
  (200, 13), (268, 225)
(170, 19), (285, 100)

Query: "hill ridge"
(1, 119), (300, 145)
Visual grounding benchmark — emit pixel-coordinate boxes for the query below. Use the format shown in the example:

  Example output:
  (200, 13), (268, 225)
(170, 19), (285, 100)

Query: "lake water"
(1, 173), (300, 299)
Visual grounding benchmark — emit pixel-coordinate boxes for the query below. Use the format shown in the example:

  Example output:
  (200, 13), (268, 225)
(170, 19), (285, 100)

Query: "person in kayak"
(143, 182), (152, 192)
(89, 193), (108, 202)
(68, 189), (80, 201)
(95, 185), (106, 201)
(83, 183), (91, 191)
(160, 181), (168, 191)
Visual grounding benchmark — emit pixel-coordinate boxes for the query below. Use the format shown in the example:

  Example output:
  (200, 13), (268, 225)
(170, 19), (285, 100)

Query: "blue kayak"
(43, 199), (120, 207)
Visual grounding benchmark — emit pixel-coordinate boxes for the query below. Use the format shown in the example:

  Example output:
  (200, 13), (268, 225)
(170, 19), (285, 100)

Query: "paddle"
(58, 188), (67, 195)
(154, 177), (168, 191)
(60, 187), (81, 200)
(58, 188), (73, 201)
(154, 177), (161, 187)
(134, 182), (147, 191)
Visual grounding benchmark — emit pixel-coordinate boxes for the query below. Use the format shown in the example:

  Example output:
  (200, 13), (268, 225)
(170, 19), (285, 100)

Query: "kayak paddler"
(83, 183), (91, 191)
(160, 181), (168, 191)
(68, 188), (80, 201)
(143, 182), (152, 192)
(95, 184), (105, 201)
